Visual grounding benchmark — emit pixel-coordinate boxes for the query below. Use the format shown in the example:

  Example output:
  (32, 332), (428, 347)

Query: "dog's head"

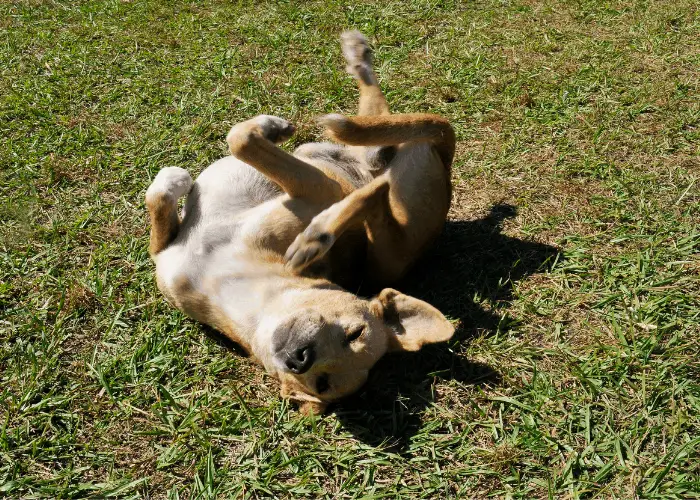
(262, 286), (454, 415)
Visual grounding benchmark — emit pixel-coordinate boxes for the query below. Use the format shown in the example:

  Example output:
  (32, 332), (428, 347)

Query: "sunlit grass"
(1, 0), (698, 497)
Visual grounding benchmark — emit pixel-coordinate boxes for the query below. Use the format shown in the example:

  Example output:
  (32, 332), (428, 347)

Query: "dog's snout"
(284, 344), (315, 374)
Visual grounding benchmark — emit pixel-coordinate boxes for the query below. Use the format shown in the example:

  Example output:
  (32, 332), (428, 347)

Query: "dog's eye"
(316, 373), (330, 394)
(345, 325), (365, 344)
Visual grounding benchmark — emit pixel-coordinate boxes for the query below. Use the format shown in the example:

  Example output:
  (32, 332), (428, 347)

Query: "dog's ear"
(370, 288), (454, 352)
(280, 380), (329, 416)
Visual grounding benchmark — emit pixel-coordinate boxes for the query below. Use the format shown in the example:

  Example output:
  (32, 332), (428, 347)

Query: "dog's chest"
(211, 269), (288, 334)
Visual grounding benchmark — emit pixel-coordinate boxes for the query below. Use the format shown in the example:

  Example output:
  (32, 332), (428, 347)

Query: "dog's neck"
(208, 258), (341, 372)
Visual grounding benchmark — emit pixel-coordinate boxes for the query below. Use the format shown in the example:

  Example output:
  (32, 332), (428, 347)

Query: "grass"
(1, 0), (698, 497)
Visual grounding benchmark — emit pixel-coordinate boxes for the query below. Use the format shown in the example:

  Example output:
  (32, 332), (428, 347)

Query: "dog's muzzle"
(272, 310), (323, 374)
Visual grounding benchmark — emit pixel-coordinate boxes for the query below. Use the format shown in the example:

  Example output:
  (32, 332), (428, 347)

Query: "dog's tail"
(318, 113), (456, 169)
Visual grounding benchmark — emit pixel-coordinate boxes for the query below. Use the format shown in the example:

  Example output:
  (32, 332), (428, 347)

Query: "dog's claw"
(284, 225), (336, 272)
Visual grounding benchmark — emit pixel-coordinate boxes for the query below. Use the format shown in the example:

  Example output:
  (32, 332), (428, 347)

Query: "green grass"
(1, 0), (698, 497)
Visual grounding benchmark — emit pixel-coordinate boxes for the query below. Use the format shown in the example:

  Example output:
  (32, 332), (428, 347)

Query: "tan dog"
(145, 31), (456, 414)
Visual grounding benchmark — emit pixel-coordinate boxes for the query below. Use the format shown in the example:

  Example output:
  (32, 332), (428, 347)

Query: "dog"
(145, 31), (456, 415)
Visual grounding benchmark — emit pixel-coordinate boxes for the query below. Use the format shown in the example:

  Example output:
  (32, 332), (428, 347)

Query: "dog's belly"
(293, 142), (373, 189)
(158, 149), (373, 312)
(158, 196), (321, 290)
(184, 156), (282, 221)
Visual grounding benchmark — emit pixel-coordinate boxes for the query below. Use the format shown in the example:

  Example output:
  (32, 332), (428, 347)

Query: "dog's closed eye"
(345, 325), (365, 345)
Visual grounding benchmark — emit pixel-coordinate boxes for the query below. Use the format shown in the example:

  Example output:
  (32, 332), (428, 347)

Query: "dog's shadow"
(332, 203), (559, 449)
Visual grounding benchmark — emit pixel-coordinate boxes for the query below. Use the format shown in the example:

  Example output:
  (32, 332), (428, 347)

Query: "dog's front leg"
(145, 167), (193, 256)
(226, 115), (350, 204)
(284, 175), (391, 271)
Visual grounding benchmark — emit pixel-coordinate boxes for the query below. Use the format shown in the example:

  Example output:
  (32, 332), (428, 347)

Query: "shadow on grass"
(332, 203), (559, 449)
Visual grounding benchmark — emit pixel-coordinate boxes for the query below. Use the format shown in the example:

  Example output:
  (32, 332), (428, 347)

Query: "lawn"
(1, 0), (698, 498)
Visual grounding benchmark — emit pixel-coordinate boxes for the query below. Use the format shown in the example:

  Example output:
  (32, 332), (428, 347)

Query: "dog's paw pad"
(341, 30), (371, 65)
(284, 225), (336, 272)
(147, 167), (193, 201)
(254, 115), (296, 143)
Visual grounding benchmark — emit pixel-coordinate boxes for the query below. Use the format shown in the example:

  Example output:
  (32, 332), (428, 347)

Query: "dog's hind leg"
(287, 113), (455, 284)
(227, 115), (352, 203)
(341, 31), (396, 173)
(145, 167), (193, 257)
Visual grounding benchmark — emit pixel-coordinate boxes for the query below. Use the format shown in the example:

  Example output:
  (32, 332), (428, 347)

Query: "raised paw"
(252, 115), (296, 143)
(316, 113), (352, 142)
(146, 167), (192, 202)
(227, 115), (296, 147)
(284, 224), (336, 272)
(340, 30), (375, 84)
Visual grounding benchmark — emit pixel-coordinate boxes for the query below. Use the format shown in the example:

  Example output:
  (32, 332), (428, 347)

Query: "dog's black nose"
(284, 345), (315, 374)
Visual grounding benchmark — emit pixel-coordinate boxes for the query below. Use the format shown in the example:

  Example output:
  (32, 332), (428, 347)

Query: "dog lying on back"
(145, 31), (456, 414)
